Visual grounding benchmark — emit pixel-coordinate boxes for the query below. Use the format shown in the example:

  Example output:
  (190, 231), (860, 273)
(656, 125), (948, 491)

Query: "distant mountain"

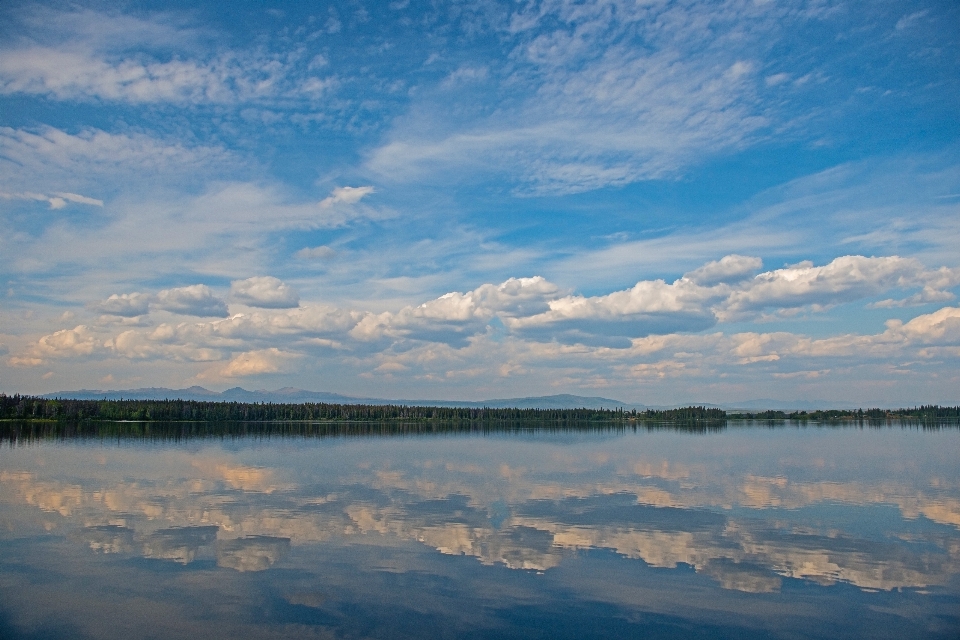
(41, 387), (646, 410)
(39, 387), (868, 411)
(42, 386), (376, 404)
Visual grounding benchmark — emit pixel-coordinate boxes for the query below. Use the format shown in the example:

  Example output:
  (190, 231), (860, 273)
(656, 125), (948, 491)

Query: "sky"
(1, 0), (959, 406)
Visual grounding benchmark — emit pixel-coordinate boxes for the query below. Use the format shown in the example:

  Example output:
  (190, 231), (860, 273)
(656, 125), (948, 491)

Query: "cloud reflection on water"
(1, 428), (958, 597)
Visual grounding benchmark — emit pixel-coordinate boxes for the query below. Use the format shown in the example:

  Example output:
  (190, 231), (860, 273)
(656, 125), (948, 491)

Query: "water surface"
(1, 422), (958, 639)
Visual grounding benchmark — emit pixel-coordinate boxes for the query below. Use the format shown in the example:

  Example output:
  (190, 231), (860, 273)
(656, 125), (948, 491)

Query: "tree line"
(0, 394), (724, 425)
(2, 395), (954, 433)
(727, 406), (960, 421)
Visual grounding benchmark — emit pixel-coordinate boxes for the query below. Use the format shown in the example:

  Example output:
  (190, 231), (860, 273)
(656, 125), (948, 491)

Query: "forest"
(0, 394), (722, 424)
(2, 395), (958, 425)
(727, 407), (960, 421)
(2, 394), (958, 443)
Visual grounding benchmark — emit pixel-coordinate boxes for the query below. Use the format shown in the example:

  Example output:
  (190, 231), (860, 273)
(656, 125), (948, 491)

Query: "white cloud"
(54, 192), (105, 206)
(0, 126), (238, 192)
(0, 47), (235, 104)
(230, 277), (300, 309)
(202, 348), (297, 378)
(629, 306), (960, 367)
(1, 177), (386, 309)
(895, 10), (929, 31)
(682, 255), (763, 287)
(870, 287), (955, 308)
(764, 72), (791, 87)
(319, 186), (375, 208)
(38, 326), (100, 357)
(0, 8), (286, 106)
(296, 245), (336, 260)
(0, 6), (346, 117)
(442, 66), (489, 87)
(481, 256), (960, 346)
(50, 255), (960, 367)
(718, 256), (960, 321)
(7, 356), (44, 368)
(10, 325), (103, 365)
(7, 255), (959, 403)
(888, 307), (960, 345)
(0, 190), (102, 209)
(181, 183), (382, 230)
(93, 292), (152, 317)
(155, 285), (228, 317)
(368, 0), (781, 193)
(110, 326), (223, 362)
(504, 276), (722, 346)
(546, 155), (960, 290)
(349, 276), (560, 345)
(209, 306), (362, 341)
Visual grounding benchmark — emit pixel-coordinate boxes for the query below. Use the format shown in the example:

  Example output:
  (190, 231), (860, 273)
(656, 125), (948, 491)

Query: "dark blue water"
(1, 423), (958, 639)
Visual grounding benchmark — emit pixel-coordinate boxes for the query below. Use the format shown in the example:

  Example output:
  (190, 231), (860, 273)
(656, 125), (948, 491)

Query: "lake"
(1, 422), (958, 639)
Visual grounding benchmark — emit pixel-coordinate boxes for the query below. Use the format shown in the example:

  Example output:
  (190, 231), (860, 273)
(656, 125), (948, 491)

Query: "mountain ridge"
(31, 387), (871, 411)
(38, 386), (647, 410)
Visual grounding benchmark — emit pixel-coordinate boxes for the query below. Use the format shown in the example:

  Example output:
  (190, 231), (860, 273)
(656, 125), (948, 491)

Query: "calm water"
(1, 422), (958, 639)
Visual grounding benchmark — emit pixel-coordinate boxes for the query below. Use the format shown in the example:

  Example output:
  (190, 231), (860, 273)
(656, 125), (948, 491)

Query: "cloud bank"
(9, 254), (959, 403)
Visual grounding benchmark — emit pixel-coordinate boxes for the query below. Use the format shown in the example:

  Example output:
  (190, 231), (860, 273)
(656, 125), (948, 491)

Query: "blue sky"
(1, 0), (959, 405)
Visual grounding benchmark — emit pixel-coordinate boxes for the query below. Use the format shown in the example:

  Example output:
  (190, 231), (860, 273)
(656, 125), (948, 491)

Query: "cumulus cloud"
(230, 277), (299, 309)
(109, 326), (223, 362)
(886, 307), (960, 345)
(38, 325), (100, 356)
(10, 255), (960, 399)
(203, 348), (298, 378)
(633, 306), (960, 369)
(718, 256), (960, 321)
(100, 303), (362, 364)
(682, 255), (763, 287)
(10, 325), (103, 365)
(431, 255), (960, 346)
(155, 285), (228, 317)
(350, 276), (560, 345)
(504, 278), (721, 346)
(871, 287), (956, 308)
(93, 292), (152, 317)
(210, 305), (362, 341)
(319, 186), (374, 208)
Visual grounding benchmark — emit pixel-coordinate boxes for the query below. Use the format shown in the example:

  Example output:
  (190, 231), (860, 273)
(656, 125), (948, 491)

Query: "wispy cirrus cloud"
(0, 7), (334, 107)
(368, 0), (791, 194)
(0, 125), (241, 193)
(0, 190), (102, 209)
(0, 47), (236, 104)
